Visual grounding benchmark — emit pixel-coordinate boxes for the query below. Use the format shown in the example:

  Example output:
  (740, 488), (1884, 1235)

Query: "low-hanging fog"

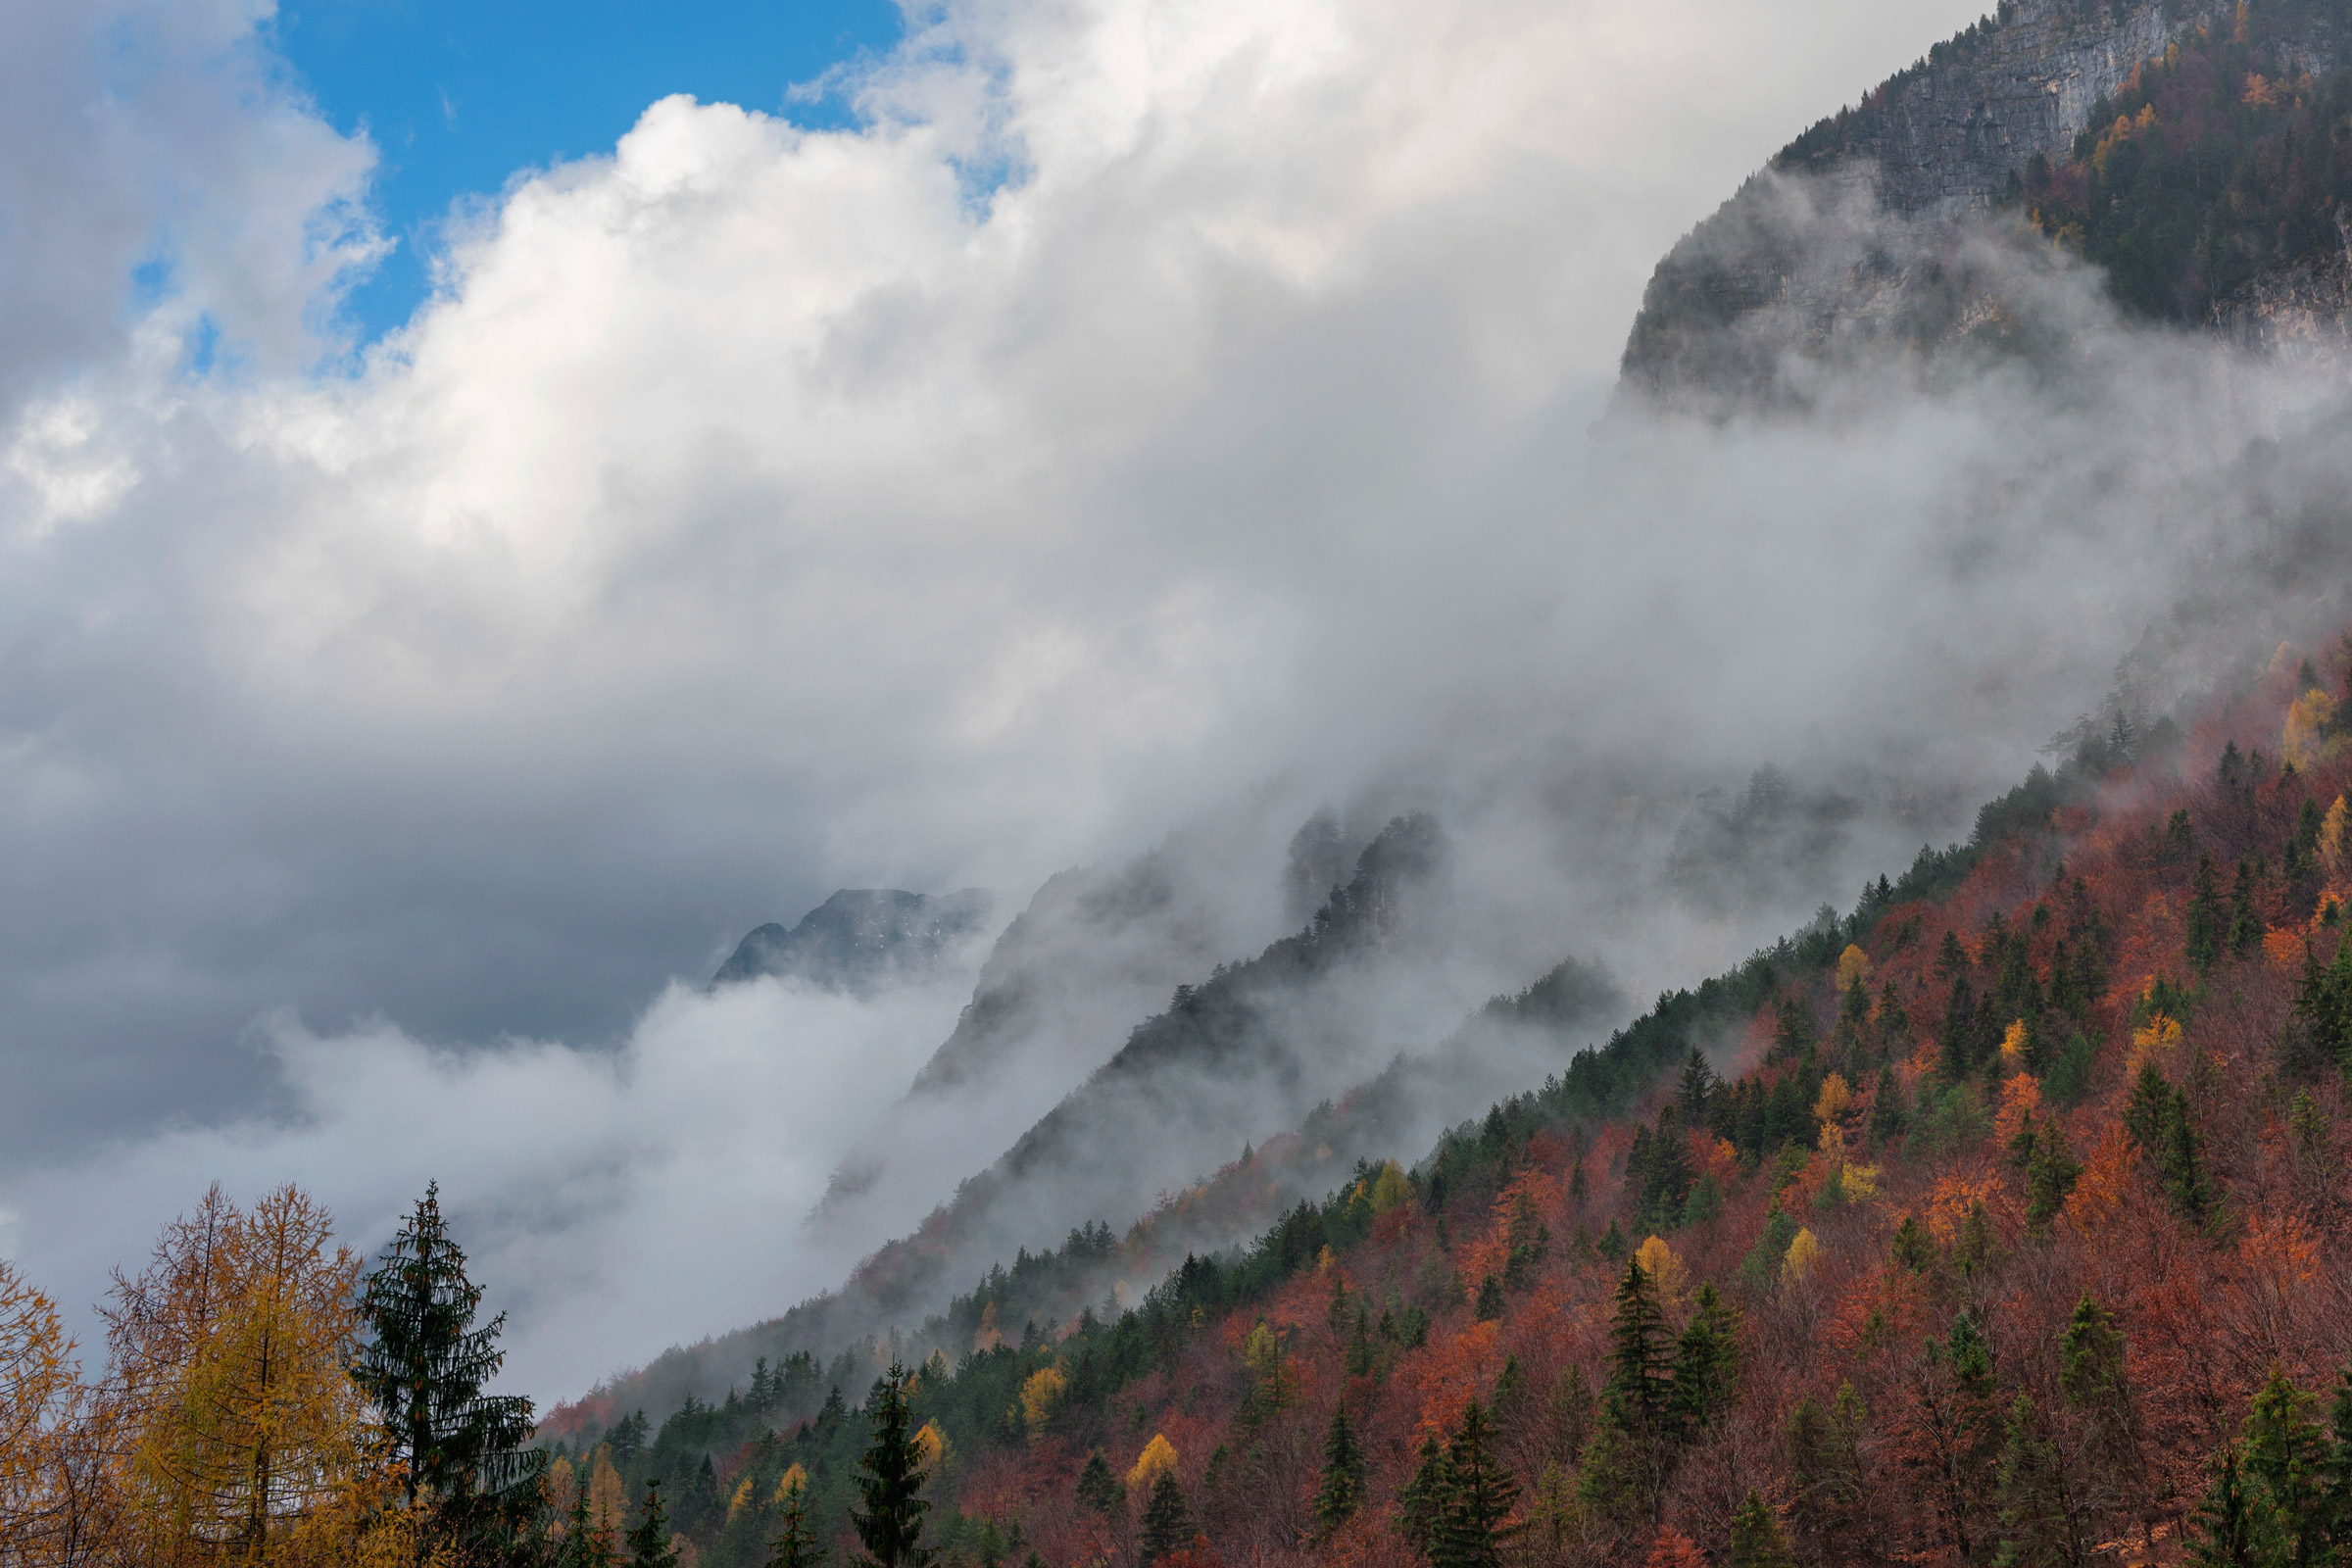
(6, 0), (2352, 1403)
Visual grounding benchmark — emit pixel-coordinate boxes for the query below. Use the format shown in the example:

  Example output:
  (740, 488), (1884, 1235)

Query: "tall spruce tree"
(1669, 1284), (1742, 1437)
(1138, 1471), (1195, 1565)
(2187, 854), (2226, 972)
(1993, 1393), (2083, 1567)
(766, 1474), (824, 1568)
(1431, 1398), (1520, 1568)
(851, 1363), (935, 1568)
(353, 1183), (545, 1563)
(1396, 1430), (1448, 1554)
(1314, 1401), (1368, 1536)
(626, 1482), (679, 1568)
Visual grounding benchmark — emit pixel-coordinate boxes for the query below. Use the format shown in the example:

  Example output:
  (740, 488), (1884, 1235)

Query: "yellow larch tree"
(1633, 1236), (1688, 1313)
(103, 1183), (380, 1568)
(1783, 1229), (1824, 1284)
(1019, 1366), (1067, 1441)
(0, 1258), (114, 1562)
(1125, 1433), (1178, 1494)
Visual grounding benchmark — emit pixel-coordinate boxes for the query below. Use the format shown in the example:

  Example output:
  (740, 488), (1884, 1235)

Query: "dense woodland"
(2022, 0), (2352, 320)
(542, 637), (2352, 1567)
(19, 637), (2352, 1567)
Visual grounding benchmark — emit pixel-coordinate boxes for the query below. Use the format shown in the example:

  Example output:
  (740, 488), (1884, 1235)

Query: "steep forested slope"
(1621, 0), (2352, 401)
(537, 632), (2352, 1566)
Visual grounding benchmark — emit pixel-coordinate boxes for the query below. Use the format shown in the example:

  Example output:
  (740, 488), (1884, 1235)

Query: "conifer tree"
(1993, 1393), (2083, 1566)
(2189, 1443), (2287, 1567)
(2160, 1086), (2218, 1225)
(1314, 1401), (1367, 1536)
(1138, 1471), (1194, 1565)
(2124, 1061), (2174, 1154)
(1603, 1258), (1673, 1437)
(2187, 854), (2226, 972)
(1075, 1450), (1119, 1515)
(1729, 1489), (1795, 1568)
(2230, 859), (2263, 956)
(1473, 1276), (1504, 1321)
(1432, 1398), (1520, 1568)
(851, 1363), (935, 1568)
(1396, 1430), (1448, 1554)
(765, 1473), (823, 1568)
(1669, 1284), (1741, 1438)
(2240, 1365), (2327, 1560)
(353, 1183), (545, 1563)
(1869, 1063), (1908, 1145)
(1677, 1048), (1719, 1125)
(626, 1482), (679, 1568)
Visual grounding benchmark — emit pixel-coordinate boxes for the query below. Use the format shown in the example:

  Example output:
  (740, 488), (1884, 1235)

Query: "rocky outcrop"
(710, 887), (992, 994)
(1619, 0), (2222, 403)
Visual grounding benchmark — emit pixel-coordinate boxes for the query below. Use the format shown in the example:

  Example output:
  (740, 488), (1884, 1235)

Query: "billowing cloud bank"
(12, 0), (2352, 1400)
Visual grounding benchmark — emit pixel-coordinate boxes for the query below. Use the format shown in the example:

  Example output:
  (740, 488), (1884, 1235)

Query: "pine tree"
(1669, 1284), (1741, 1438)
(1787, 1384), (1866, 1561)
(2024, 1126), (2082, 1236)
(1076, 1449), (1119, 1515)
(1138, 1471), (1194, 1565)
(2160, 1087), (2218, 1225)
(353, 1183), (545, 1563)
(1869, 1063), (1908, 1145)
(2230, 859), (2264, 957)
(2123, 1056), (2176, 1153)
(1473, 1275), (1504, 1321)
(1432, 1398), (1520, 1568)
(626, 1482), (679, 1568)
(1314, 1401), (1368, 1536)
(851, 1363), (935, 1568)
(1729, 1489), (1795, 1568)
(1677, 1048), (1719, 1125)
(2189, 1443), (2287, 1567)
(2187, 854), (2226, 972)
(1396, 1430), (1448, 1554)
(1993, 1393), (2082, 1567)
(2240, 1364), (2327, 1561)
(1603, 1258), (1673, 1437)
(765, 1473), (823, 1568)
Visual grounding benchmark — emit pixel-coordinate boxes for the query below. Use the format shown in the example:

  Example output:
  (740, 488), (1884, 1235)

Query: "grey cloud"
(11, 0), (2352, 1409)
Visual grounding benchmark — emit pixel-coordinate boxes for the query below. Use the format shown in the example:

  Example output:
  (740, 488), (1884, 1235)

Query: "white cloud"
(6, 971), (974, 1396)
(9, 0), (2348, 1404)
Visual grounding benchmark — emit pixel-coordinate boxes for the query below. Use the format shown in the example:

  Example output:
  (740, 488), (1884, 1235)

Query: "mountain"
(1621, 0), (2352, 405)
(710, 888), (993, 994)
(805, 800), (1347, 1254)
(538, 627), (2352, 1568)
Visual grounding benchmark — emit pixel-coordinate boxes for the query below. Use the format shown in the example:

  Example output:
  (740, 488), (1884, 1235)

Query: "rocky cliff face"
(710, 887), (993, 994)
(1615, 0), (2323, 403)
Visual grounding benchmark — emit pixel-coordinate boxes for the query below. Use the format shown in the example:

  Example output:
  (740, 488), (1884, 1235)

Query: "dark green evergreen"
(1137, 1471), (1194, 1565)
(1430, 1398), (1519, 1568)
(352, 1184), (546, 1565)
(1314, 1401), (1367, 1536)
(626, 1482), (679, 1568)
(850, 1364), (935, 1568)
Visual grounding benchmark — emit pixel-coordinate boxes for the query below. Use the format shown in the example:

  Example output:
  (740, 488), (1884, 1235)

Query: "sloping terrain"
(1619, 0), (2352, 403)
(540, 633), (2352, 1567)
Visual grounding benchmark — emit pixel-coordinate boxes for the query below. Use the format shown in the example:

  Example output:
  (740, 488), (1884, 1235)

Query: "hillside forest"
(19, 635), (2352, 1568)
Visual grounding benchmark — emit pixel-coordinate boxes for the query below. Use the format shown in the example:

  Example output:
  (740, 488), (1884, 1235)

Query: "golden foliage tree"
(102, 1183), (381, 1568)
(1, 1258), (115, 1562)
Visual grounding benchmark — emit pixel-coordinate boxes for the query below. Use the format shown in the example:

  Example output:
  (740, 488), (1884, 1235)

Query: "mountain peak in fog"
(710, 889), (994, 996)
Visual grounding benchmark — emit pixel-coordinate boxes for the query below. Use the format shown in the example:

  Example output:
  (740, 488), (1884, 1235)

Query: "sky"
(10, 0), (2340, 1402)
(272, 0), (904, 341)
